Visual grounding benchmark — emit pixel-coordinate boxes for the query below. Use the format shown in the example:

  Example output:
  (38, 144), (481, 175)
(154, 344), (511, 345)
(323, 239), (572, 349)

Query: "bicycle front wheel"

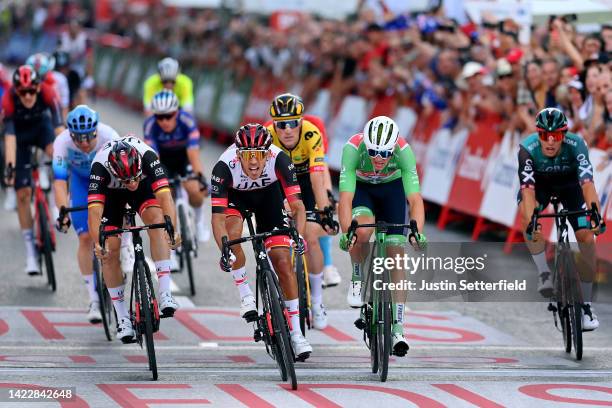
(266, 269), (297, 390)
(294, 252), (309, 336)
(178, 205), (196, 296)
(560, 303), (571, 353)
(570, 304), (583, 360)
(376, 270), (392, 382)
(95, 259), (116, 341)
(137, 260), (158, 380)
(38, 201), (56, 291)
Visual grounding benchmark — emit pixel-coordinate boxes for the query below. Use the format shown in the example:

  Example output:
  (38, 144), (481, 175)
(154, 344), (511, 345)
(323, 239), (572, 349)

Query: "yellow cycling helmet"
(269, 93), (304, 120)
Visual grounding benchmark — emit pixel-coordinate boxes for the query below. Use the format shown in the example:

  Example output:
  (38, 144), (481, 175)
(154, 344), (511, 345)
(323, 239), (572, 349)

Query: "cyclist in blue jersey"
(143, 90), (208, 267)
(53, 105), (120, 322)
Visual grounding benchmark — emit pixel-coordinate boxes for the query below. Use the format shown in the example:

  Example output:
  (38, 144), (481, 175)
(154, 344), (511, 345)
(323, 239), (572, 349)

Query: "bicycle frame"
(31, 161), (56, 250)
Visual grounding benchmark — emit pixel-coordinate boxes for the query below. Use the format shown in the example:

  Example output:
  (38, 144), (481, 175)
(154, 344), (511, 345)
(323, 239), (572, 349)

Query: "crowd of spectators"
(2, 1), (611, 150)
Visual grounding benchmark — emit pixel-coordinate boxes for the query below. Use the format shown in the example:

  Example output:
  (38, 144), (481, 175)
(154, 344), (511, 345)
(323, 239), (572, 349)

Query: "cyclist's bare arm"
(407, 192), (425, 233)
(187, 147), (204, 175)
(581, 182), (601, 214)
(310, 170), (330, 210)
(155, 188), (178, 231)
(288, 199), (306, 236)
(4, 133), (16, 168)
(87, 203), (104, 247)
(211, 212), (229, 250)
(53, 179), (69, 210)
(520, 188), (538, 228)
(338, 191), (355, 233)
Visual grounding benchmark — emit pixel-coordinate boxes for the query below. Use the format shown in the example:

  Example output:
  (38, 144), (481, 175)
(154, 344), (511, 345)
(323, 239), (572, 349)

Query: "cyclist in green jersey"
(338, 115), (426, 356)
(518, 107), (606, 331)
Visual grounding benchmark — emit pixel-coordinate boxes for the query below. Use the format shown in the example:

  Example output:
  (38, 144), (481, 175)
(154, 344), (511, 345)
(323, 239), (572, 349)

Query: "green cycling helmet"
(535, 107), (568, 132)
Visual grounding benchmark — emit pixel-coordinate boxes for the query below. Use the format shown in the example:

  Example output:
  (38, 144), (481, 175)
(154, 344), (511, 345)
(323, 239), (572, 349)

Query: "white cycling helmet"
(151, 89), (179, 114)
(363, 116), (400, 152)
(157, 57), (179, 82)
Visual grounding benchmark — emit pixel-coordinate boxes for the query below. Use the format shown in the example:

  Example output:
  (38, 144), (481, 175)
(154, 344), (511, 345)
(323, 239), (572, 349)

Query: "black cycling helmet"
(535, 107), (568, 132)
(269, 93), (304, 120)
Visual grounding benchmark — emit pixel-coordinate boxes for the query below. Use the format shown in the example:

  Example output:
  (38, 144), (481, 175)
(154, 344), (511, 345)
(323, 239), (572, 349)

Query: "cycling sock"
(284, 298), (300, 334)
(319, 236), (332, 267)
(83, 274), (99, 303)
(352, 263), (362, 282)
(155, 260), (172, 293)
(393, 303), (405, 334)
(232, 267), (253, 299)
(22, 229), (36, 259)
(193, 203), (204, 225)
(581, 281), (593, 303)
(108, 285), (129, 320)
(531, 251), (549, 275)
(309, 272), (323, 305)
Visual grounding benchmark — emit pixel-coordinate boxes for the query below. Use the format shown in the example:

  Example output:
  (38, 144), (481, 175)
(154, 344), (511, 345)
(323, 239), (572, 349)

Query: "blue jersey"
(143, 110), (200, 152)
(52, 122), (120, 180)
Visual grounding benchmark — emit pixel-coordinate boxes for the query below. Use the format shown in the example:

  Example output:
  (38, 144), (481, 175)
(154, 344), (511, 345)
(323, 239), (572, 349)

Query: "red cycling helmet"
(234, 123), (272, 150)
(107, 140), (142, 181)
(13, 65), (40, 89)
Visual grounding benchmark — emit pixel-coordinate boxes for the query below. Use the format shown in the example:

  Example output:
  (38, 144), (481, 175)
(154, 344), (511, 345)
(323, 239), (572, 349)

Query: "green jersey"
(339, 133), (420, 195)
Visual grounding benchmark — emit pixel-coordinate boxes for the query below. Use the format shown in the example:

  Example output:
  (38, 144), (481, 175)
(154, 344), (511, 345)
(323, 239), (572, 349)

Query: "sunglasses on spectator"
(238, 148), (267, 161)
(162, 80), (175, 86)
(367, 149), (393, 158)
(275, 119), (300, 130)
(70, 131), (97, 143)
(155, 112), (176, 121)
(538, 130), (565, 142)
(18, 88), (38, 96)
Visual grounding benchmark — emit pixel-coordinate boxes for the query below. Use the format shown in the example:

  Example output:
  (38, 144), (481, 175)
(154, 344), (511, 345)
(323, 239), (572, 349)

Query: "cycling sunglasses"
(155, 112), (176, 121)
(70, 130), (97, 143)
(119, 174), (142, 184)
(275, 119), (300, 130)
(367, 149), (393, 159)
(17, 87), (38, 96)
(238, 148), (267, 161)
(538, 130), (565, 142)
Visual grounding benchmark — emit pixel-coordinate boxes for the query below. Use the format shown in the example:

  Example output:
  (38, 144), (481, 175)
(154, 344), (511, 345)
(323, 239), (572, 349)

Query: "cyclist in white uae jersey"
(53, 105), (119, 323)
(88, 136), (181, 342)
(210, 123), (312, 360)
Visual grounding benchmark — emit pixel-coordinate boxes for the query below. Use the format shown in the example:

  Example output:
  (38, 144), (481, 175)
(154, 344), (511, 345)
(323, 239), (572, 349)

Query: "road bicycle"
(350, 219), (419, 382)
(99, 207), (175, 380)
(221, 209), (303, 390)
(59, 205), (116, 341)
(529, 198), (604, 361)
(168, 175), (199, 296)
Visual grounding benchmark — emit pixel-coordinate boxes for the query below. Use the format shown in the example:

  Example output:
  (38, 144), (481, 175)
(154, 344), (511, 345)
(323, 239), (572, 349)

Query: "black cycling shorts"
(159, 149), (191, 179)
(517, 183), (589, 232)
(14, 116), (55, 190)
(226, 183), (288, 234)
(352, 177), (407, 235)
(101, 180), (159, 229)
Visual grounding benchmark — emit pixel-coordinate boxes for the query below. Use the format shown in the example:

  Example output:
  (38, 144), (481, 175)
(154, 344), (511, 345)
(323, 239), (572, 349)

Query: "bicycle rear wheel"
(376, 270), (392, 382)
(178, 205), (196, 296)
(266, 269), (297, 390)
(137, 260), (158, 380)
(38, 201), (56, 291)
(294, 252), (309, 336)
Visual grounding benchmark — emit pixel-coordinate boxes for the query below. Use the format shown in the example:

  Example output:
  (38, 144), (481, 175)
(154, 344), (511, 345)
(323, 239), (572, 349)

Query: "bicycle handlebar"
(308, 205), (339, 234)
(98, 215), (175, 249)
(347, 219), (420, 245)
(528, 202), (604, 236)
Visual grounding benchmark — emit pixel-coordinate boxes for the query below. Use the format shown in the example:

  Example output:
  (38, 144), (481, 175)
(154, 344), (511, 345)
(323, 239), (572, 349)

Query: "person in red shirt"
(3, 65), (64, 275)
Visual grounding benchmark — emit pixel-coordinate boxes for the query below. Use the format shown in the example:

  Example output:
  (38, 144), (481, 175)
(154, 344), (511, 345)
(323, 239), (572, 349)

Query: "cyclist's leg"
(296, 174), (327, 316)
(518, 188), (552, 295)
(14, 137), (37, 273)
(99, 199), (128, 324)
(372, 178), (408, 338)
(69, 174), (98, 305)
(350, 181), (377, 281)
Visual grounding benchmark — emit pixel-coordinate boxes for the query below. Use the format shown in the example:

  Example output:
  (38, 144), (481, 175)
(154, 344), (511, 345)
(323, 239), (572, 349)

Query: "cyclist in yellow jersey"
(143, 57), (194, 116)
(267, 93), (336, 331)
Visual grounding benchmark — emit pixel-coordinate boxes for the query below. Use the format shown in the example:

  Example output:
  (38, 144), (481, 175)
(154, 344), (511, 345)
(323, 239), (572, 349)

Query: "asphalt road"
(0, 99), (610, 407)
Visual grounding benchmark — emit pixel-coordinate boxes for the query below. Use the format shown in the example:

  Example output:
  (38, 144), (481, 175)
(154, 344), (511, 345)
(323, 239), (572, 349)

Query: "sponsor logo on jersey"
(211, 175), (224, 184)
(150, 159), (160, 168)
(154, 167), (164, 177)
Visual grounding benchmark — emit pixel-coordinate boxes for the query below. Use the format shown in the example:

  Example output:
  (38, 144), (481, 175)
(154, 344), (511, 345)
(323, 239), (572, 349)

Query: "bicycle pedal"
(354, 317), (366, 330)
(253, 329), (262, 342)
(160, 311), (175, 319)
(547, 303), (557, 312)
(120, 336), (137, 344)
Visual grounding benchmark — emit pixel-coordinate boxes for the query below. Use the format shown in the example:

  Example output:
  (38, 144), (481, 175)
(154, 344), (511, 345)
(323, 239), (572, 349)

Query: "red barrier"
(438, 118), (500, 232)
(410, 109), (441, 177)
